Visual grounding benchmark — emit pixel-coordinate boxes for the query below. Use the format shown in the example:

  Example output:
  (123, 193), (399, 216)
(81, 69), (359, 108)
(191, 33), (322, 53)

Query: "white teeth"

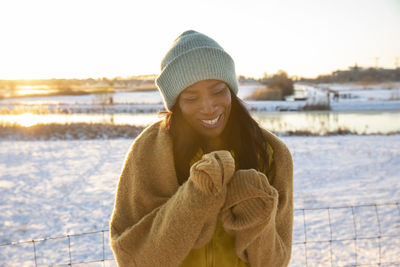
(202, 115), (220, 125)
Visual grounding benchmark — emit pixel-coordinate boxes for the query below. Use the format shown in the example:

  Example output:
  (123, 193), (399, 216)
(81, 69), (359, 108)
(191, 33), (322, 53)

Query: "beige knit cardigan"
(110, 120), (293, 267)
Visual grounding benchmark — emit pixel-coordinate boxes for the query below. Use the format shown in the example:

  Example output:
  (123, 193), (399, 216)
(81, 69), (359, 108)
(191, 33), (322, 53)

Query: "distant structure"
(375, 57), (380, 68)
(300, 65), (400, 83)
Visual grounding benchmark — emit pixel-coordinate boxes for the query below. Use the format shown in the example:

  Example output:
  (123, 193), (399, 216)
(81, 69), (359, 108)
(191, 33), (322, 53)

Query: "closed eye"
(214, 87), (227, 95)
(183, 96), (197, 101)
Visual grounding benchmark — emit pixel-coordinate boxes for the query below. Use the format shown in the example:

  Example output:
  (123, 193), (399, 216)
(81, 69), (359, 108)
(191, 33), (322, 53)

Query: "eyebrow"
(207, 81), (225, 89)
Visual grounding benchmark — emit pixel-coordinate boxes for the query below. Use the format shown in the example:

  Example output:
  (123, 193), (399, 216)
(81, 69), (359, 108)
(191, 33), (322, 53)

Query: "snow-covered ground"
(297, 82), (400, 111)
(319, 82), (400, 101)
(0, 134), (399, 266)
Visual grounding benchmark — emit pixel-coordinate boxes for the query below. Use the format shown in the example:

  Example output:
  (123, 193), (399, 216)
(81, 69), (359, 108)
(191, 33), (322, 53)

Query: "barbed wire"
(1, 202), (399, 266)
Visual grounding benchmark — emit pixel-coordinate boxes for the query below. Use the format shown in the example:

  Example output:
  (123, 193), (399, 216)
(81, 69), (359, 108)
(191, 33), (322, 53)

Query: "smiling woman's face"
(178, 79), (232, 144)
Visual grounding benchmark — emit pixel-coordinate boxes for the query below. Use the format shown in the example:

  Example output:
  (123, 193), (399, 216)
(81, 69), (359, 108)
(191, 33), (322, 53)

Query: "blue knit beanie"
(156, 30), (239, 111)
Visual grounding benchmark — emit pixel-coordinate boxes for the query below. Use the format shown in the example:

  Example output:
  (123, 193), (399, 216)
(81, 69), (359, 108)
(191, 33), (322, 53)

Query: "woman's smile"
(200, 114), (222, 128)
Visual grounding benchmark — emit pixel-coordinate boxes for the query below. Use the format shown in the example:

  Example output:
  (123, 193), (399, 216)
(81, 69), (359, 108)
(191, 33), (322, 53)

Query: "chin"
(198, 123), (226, 139)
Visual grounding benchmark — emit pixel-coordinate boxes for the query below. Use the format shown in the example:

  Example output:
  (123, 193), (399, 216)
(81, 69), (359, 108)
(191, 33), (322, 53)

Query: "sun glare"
(1, 113), (71, 127)
(12, 113), (38, 127)
(15, 85), (53, 97)
(1, 113), (69, 127)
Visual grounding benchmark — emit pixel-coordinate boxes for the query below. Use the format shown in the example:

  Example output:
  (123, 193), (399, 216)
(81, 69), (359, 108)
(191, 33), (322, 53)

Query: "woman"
(110, 30), (293, 267)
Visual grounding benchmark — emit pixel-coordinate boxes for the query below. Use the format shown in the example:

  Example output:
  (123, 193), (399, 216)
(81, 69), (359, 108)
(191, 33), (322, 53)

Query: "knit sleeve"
(109, 126), (235, 267)
(219, 141), (293, 267)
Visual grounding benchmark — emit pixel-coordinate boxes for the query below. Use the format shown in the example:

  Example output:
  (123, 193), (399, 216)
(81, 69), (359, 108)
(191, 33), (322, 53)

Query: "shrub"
(301, 103), (331, 111)
(259, 70), (294, 98)
(268, 71), (294, 97)
(246, 87), (283, 100)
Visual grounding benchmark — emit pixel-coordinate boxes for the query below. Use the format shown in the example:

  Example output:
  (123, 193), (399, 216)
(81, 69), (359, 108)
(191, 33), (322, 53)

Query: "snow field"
(0, 135), (399, 266)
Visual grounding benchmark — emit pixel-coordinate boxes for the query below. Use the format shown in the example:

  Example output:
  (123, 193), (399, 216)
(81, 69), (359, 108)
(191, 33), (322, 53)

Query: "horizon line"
(1, 65), (399, 81)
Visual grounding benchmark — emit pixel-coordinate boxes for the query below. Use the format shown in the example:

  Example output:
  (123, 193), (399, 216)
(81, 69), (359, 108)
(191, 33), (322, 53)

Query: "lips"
(200, 114), (222, 128)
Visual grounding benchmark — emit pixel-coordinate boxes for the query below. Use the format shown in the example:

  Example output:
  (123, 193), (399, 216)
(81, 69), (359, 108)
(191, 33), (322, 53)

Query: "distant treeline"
(0, 75), (158, 92)
(300, 66), (400, 84)
(2, 66), (399, 93)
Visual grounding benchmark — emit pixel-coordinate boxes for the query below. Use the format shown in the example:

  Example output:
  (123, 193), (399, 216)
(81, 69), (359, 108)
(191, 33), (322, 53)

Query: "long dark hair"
(164, 92), (269, 184)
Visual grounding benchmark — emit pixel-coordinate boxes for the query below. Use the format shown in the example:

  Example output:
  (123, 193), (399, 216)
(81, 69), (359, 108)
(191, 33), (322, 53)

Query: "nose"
(199, 96), (217, 114)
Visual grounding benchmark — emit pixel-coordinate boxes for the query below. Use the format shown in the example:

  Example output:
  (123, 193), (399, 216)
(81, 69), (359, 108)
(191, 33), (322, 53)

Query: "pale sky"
(0, 0), (399, 80)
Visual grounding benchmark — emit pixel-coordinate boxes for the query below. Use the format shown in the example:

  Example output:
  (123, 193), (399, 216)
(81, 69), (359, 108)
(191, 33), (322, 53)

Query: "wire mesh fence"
(292, 202), (400, 267)
(0, 230), (116, 266)
(1, 202), (399, 266)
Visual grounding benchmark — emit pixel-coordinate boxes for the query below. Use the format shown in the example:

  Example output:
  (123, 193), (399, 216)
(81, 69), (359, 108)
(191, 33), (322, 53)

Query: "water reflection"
(1, 110), (399, 135)
(12, 85), (57, 97)
(252, 110), (400, 134)
(0, 113), (162, 128)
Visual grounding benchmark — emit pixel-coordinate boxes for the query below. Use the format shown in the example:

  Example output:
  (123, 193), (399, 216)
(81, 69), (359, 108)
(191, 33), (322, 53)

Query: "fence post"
(374, 204), (382, 265)
(67, 235), (72, 266)
(102, 230), (106, 267)
(327, 208), (333, 267)
(302, 209), (308, 267)
(350, 206), (358, 266)
(32, 239), (38, 267)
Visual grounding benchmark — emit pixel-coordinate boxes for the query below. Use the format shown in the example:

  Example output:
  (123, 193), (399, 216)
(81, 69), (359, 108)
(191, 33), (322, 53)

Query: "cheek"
(225, 103), (232, 119)
(224, 90), (232, 106)
(223, 94), (232, 113)
(179, 103), (196, 122)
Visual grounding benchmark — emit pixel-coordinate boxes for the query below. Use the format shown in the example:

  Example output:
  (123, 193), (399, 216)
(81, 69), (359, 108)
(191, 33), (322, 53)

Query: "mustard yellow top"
(180, 220), (248, 267)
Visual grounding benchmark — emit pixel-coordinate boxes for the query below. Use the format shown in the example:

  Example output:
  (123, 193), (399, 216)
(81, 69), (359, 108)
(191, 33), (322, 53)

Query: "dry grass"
(0, 86), (116, 99)
(1, 123), (398, 140)
(0, 123), (144, 140)
(0, 105), (68, 115)
(125, 84), (157, 91)
(301, 103), (331, 111)
(246, 87), (283, 100)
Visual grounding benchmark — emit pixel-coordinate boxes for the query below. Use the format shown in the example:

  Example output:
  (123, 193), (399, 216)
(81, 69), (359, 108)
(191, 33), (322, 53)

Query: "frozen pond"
(1, 82), (399, 135)
(252, 109), (400, 134)
(1, 110), (399, 135)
